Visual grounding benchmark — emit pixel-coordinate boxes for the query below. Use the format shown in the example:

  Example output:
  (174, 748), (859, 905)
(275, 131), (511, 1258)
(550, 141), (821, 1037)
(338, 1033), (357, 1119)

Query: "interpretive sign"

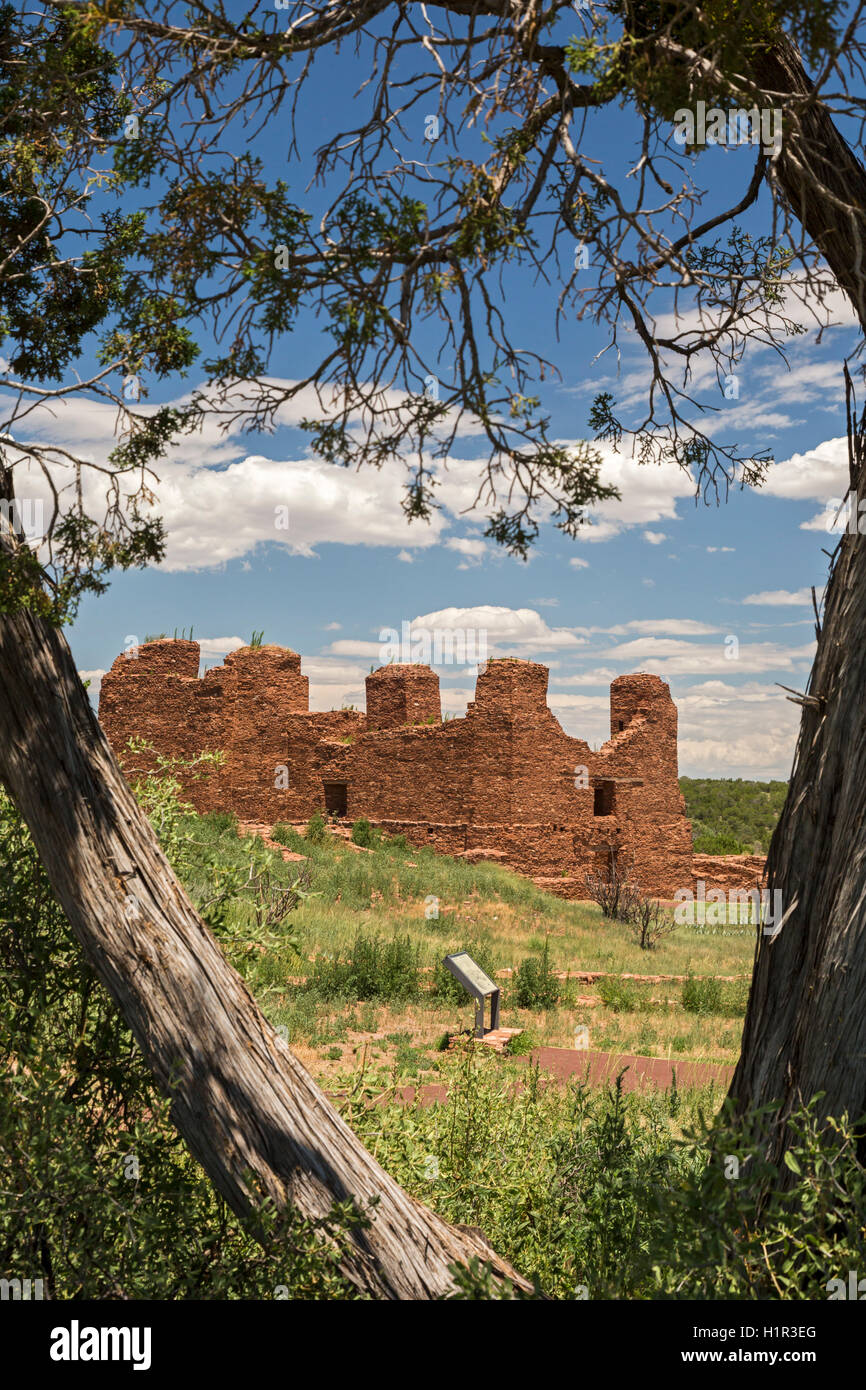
(443, 952), (501, 1038)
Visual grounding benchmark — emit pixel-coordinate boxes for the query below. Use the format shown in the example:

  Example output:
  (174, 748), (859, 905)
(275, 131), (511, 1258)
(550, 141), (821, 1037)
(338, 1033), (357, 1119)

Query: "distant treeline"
(679, 778), (788, 856)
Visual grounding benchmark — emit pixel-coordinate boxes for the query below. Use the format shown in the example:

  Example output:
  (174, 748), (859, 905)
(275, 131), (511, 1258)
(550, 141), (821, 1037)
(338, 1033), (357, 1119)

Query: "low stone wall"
(691, 853), (767, 892)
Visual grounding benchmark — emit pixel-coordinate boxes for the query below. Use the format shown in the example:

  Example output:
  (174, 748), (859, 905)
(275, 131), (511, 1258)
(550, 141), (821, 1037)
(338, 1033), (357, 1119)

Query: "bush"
(584, 848), (638, 922)
(692, 830), (749, 855)
(682, 974), (723, 1015)
(306, 811), (329, 844)
(628, 895), (676, 951)
(347, 1042), (866, 1301)
(307, 932), (421, 1002)
(586, 849), (674, 949)
(271, 822), (308, 853)
(201, 810), (239, 836)
(597, 976), (638, 1013)
(512, 938), (560, 1009)
(505, 1028), (537, 1056)
(351, 818), (379, 848)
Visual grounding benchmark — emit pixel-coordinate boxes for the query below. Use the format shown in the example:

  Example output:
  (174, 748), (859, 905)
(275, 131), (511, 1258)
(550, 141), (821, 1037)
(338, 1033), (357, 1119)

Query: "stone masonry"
(98, 640), (697, 897)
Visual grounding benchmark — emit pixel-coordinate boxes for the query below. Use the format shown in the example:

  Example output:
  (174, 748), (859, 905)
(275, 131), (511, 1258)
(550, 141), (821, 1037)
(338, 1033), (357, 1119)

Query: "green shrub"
(306, 811), (329, 844)
(505, 1028), (538, 1056)
(271, 822), (308, 853)
(512, 938), (560, 1010)
(347, 1041), (866, 1301)
(692, 830), (749, 855)
(351, 818), (379, 848)
(682, 974), (723, 1015)
(307, 932), (421, 1002)
(597, 976), (638, 1013)
(201, 810), (239, 836)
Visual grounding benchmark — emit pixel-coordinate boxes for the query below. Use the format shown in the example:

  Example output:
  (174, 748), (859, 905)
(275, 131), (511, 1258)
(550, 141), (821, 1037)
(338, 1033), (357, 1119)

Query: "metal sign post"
(442, 952), (501, 1038)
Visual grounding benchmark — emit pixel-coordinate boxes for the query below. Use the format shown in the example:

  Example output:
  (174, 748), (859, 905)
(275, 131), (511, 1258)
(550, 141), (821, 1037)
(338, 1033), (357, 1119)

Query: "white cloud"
(397, 549), (414, 563)
(152, 454), (451, 569)
(643, 530), (667, 544)
(445, 537), (488, 558)
(409, 605), (586, 655)
(759, 435), (848, 501)
(79, 669), (105, 699)
(326, 639), (384, 658)
(569, 557), (590, 569)
(324, 621), (341, 631)
(197, 636), (246, 656)
(651, 279), (858, 346)
(549, 667), (617, 687)
(603, 618), (720, 636)
(741, 589), (817, 607)
(546, 440), (696, 547)
(674, 680), (801, 778)
(599, 635), (815, 676)
(326, 604), (586, 664)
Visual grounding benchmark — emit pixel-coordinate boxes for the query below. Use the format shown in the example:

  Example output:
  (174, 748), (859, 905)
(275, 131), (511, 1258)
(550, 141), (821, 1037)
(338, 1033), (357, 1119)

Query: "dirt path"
(391, 1046), (733, 1106)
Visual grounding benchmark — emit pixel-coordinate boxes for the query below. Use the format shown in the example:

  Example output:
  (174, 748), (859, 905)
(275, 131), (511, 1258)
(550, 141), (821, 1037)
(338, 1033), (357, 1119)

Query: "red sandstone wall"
(97, 642), (695, 897)
(366, 664), (441, 731)
(691, 853), (767, 893)
(593, 674), (695, 897)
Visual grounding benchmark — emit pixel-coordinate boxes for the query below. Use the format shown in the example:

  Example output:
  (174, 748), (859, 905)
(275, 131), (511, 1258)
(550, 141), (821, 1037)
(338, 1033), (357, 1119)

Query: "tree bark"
(726, 386), (866, 1163)
(0, 588), (531, 1298)
(752, 36), (866, 335)
(721, 39), (866, 1160)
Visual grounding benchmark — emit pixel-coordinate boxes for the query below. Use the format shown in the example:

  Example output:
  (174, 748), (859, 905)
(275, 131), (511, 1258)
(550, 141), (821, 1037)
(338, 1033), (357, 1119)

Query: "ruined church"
(98, 638), (697, 897)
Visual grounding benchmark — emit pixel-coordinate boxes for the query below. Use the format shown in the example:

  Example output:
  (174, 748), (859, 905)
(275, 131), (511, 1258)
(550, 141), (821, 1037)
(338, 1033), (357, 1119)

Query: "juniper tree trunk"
(0, 587), (530, 1298)
(727, 391), (866, 1163)
(751, 38), (866, 331)
(720, 37), (866, 1160)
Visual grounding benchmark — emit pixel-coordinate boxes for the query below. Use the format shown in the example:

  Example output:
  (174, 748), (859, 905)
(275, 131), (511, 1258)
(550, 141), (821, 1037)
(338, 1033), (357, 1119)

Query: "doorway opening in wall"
(323, 782), (348, 817)
(593, 781), (615, 817)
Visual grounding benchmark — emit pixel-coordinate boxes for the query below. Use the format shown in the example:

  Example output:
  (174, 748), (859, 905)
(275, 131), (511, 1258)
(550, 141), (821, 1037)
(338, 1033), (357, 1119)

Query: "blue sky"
(11, 3), (863, 779)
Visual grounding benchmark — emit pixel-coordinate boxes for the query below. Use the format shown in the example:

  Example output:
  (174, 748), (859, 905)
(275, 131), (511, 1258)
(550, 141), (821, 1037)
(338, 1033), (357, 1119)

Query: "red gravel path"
(394, 1046), (733, 1106)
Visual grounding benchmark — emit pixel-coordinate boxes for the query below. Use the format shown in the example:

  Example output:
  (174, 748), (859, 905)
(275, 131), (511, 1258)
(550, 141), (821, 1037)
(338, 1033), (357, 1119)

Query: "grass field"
(184, 811), (757, 1085)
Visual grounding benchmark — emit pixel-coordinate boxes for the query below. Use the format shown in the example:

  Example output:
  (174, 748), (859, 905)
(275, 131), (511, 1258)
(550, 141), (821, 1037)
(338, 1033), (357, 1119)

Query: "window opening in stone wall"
(617, 719), (625, 731)
(323, 782), (348, 817)
(593, 781), (615, 817)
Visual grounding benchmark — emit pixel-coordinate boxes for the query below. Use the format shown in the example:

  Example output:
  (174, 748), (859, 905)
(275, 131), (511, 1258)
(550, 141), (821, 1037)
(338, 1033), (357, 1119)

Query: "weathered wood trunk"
(722, 39), (866, 1158)
(727, 387), (866, 1161)
(0, 582), (531, 1298)
(752, 37), (866, 331)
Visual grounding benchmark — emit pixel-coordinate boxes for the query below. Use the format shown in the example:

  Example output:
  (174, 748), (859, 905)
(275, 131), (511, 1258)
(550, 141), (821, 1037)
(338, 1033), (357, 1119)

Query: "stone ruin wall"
(98, 639), (701, 897)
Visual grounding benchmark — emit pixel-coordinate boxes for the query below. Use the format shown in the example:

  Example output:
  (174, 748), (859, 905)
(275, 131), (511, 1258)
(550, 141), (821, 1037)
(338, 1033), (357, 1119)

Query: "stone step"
(480, 1027), (523, 1053)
